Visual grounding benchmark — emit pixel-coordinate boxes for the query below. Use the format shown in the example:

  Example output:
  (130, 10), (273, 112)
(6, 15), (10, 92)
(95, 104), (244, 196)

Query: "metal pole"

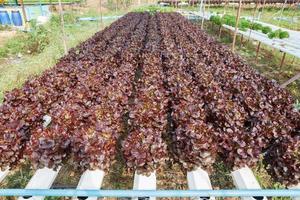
(1, 189), (300, 197)
(232, 0), (242, 52)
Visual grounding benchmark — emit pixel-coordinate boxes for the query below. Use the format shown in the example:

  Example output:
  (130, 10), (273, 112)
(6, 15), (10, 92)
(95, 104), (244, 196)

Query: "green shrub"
(268, 31), (277, 39)
(279, 30), (289, 39)
(262, 26), (272, 34)
(268, 29), (289, 39)
(222, 14), (236, 27)
(0, 20), (49, 59)
(0, 48), (8, 58)
(0, 34), (26, 58)
(251, 22), (263, 31)
(25, 20), (49, 54)
(239, 18), (250, 30)
(210, 15), (222, 25)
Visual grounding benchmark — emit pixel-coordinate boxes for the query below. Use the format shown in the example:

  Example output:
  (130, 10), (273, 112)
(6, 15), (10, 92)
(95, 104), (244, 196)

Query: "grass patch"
(0, 162), (34, 189)
(0, 21), (49, 59)
(0, 12), (114, 102)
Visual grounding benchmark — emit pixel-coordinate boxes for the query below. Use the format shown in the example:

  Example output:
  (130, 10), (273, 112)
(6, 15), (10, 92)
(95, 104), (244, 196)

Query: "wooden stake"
(280, 72), (300, 88)
(19, 0), (28, 28)
(232, 0), (242, 52)
(280, 52), (286, 70)
(218, 25), (222, 39)
(255, 41), (261, 63)
(58, 0), (67, 55)
(240, 34), (244, 45)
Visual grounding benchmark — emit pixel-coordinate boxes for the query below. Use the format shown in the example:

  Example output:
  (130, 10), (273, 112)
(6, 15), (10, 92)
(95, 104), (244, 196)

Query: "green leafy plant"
(251, 22), (263, 31)
(268, 29), (289, 39)
(279, 30), (289, 39)
(239, 18), (250, 30)
(0, 20), (49, 59)
(268, 31), (277, 39)
(210, 15), (223, 26)
(262, 26), (272, 34)
(26, 20), (50, 54)
(222, 14), (236, 27)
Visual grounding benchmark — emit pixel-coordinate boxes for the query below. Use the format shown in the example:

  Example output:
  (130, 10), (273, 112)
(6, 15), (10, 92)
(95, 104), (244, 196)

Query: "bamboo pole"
(223, 0), (228, 14)
(279, 0), (288, 26)
(200, 0), (206, 29)
(280, 72), (300, 88)
(260, 0), (267, 19)
(58, 0), (68, 55)
(232, 0), (242, 52)
(199, 0), (204, 13)
(247, 0), (259, 42)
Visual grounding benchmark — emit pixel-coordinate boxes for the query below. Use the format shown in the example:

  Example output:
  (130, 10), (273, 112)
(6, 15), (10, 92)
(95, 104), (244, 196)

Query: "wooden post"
(280, 72), (300, 88)
(255, 41), (261, 63)
(232, 0), (242, 52)
(280, 52), (286, 70)
(218, 25), (222, 39)
(240, 34), (244, 45)
(19, 0), (28, 28)
(58, 0), (68, 55)
(223, 0), (228, 14)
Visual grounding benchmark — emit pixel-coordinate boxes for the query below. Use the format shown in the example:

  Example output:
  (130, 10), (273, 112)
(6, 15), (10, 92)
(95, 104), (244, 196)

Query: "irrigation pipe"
(0, 189), (300, 197)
